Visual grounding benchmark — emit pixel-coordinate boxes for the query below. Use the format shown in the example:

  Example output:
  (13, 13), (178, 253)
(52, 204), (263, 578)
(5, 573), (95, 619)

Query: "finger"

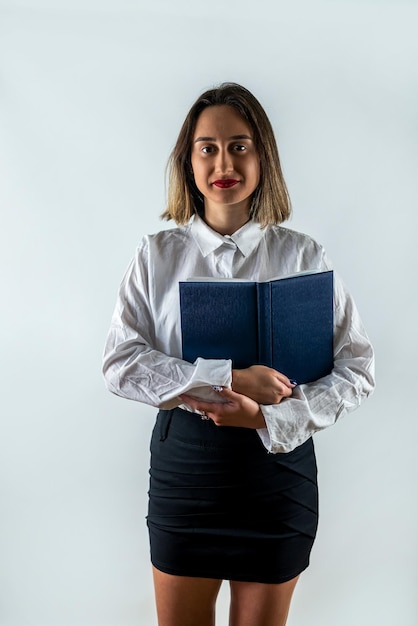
(179, 393), (201, 409)
(179, 394), (219, 415)
(179, 393), (193, 403)
(212, 386), (241, 400)
(273, 372), (297, 387)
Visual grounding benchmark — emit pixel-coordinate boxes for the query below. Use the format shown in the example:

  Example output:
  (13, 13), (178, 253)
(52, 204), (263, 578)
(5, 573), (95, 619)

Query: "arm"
(102, 243), (232, 409)
(180, 368), (295, 426)
(180, 387), (266, 428)
(182, 269), (374, 448)
(232, 365), (296, 404)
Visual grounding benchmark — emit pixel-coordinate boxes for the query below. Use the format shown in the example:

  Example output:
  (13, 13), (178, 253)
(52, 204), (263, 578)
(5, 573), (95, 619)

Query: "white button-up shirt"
(102, 214), (375, 453)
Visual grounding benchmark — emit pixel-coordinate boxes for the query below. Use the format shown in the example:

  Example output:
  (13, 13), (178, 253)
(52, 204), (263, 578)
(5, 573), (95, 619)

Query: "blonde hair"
(161, 83), (291, 227)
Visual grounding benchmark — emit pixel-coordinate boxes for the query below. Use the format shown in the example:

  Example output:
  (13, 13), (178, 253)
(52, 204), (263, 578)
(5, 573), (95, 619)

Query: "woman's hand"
(232, 365), (296, 405)
(179, 387), (266, 429)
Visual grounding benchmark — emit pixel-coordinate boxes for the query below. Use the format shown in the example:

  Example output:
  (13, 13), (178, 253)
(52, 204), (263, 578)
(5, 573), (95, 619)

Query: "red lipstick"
(212, 179), (239, 188)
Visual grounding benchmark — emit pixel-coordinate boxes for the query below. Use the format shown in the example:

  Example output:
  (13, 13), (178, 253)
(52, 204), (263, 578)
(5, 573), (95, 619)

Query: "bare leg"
(229, 576), (299, 626)
(152, 566), (223, 626)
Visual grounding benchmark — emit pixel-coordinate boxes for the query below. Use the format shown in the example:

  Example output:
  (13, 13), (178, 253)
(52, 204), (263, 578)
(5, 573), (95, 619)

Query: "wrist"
(231, 369), (245, 394)
(254, 407), (266, 429)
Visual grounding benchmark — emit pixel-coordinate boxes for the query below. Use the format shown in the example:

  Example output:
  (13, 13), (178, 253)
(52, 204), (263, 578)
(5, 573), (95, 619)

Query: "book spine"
(256, 282), (273, 367)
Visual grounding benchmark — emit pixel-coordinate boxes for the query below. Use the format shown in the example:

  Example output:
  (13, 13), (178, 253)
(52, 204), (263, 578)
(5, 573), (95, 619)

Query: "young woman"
(102, 83), (375, 626)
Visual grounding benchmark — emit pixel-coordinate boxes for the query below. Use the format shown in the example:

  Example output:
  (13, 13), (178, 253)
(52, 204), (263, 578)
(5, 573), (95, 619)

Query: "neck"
(203, 203), (251, 236)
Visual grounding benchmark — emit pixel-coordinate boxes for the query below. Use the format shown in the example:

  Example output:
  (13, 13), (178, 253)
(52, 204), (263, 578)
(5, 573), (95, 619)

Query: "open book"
(179, 270), (334, 385)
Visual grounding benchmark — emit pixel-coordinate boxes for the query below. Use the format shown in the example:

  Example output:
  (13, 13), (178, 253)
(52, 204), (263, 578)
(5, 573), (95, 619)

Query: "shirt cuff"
(256, 426), (274, 452)
(257, 402), (300, 454)
(160, 357), (232, 410)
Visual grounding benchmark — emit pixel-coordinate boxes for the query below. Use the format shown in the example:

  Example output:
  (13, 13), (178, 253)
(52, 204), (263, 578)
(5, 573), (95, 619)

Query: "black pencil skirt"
(147, 407), (318, 584)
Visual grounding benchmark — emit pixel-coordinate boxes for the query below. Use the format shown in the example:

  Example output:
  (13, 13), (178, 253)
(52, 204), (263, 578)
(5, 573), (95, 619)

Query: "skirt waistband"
(157, 407), (261, 448)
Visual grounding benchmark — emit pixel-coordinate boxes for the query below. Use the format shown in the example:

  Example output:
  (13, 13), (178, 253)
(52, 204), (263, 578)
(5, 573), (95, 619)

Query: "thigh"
(152, 566), (222, 626)
(229, 576), (299, 626)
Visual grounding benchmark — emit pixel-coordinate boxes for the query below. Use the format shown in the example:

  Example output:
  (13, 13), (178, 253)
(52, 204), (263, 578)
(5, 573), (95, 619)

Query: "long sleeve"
(257, 268), (375, 453)
(102, 238), (232, 409)
(103, 218), (375, 439)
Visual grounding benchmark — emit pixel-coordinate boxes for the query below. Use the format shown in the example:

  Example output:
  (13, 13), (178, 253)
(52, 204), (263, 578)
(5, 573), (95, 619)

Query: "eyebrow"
(194, 134), (253, 143)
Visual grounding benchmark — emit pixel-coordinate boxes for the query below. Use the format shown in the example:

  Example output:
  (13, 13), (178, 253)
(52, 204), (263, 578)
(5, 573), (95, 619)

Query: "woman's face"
(190, 105), (260, 216)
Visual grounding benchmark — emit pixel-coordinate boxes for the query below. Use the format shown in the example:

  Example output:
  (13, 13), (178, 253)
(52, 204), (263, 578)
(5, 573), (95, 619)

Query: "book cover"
(179, 270), (334, 384)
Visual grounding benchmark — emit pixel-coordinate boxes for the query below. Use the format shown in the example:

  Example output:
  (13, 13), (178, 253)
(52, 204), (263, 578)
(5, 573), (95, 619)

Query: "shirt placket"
(214, 240), (238, 278)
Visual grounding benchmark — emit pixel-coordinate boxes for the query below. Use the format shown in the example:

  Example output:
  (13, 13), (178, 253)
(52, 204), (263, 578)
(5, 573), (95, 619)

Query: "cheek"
(192, 168), (206, 189)
(251, 159), (261, 186)
(191, 166), (208, 196)
(191, 158), (206, 182)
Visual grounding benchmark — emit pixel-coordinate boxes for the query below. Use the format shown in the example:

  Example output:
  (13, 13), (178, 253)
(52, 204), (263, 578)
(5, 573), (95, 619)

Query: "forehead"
(193, 105), (252, 137)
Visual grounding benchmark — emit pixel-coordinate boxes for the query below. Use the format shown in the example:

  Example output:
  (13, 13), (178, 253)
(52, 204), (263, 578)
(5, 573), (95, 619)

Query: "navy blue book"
(179, 270), (334, 384)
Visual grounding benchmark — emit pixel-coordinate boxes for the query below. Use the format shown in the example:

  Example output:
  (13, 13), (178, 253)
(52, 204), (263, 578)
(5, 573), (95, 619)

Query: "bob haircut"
(161, 82), (291, 227)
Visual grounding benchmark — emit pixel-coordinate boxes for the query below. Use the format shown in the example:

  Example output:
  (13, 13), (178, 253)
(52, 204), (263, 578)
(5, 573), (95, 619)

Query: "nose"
(215, 147), (233, 174)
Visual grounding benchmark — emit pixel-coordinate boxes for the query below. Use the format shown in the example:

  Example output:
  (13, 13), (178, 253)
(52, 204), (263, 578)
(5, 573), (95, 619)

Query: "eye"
(201, 145), (215, 154)
(232, 144), (247, 152)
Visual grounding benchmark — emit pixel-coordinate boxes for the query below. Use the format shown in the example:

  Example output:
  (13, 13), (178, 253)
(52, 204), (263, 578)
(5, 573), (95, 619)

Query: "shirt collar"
(190, 213), (265, 258)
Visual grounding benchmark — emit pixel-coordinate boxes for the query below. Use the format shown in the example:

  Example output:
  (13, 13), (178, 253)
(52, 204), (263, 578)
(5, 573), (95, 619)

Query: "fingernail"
(212, 385), (223, 392)
(289, 380), (297, 386)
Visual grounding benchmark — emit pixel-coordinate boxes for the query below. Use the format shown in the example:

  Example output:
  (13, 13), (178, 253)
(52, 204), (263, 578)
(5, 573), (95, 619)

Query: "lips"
(212, 179), (239, 189)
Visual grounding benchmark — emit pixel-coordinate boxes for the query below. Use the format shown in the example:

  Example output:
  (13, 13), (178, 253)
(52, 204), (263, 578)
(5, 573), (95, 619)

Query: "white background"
(1, 0), (417, 624)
